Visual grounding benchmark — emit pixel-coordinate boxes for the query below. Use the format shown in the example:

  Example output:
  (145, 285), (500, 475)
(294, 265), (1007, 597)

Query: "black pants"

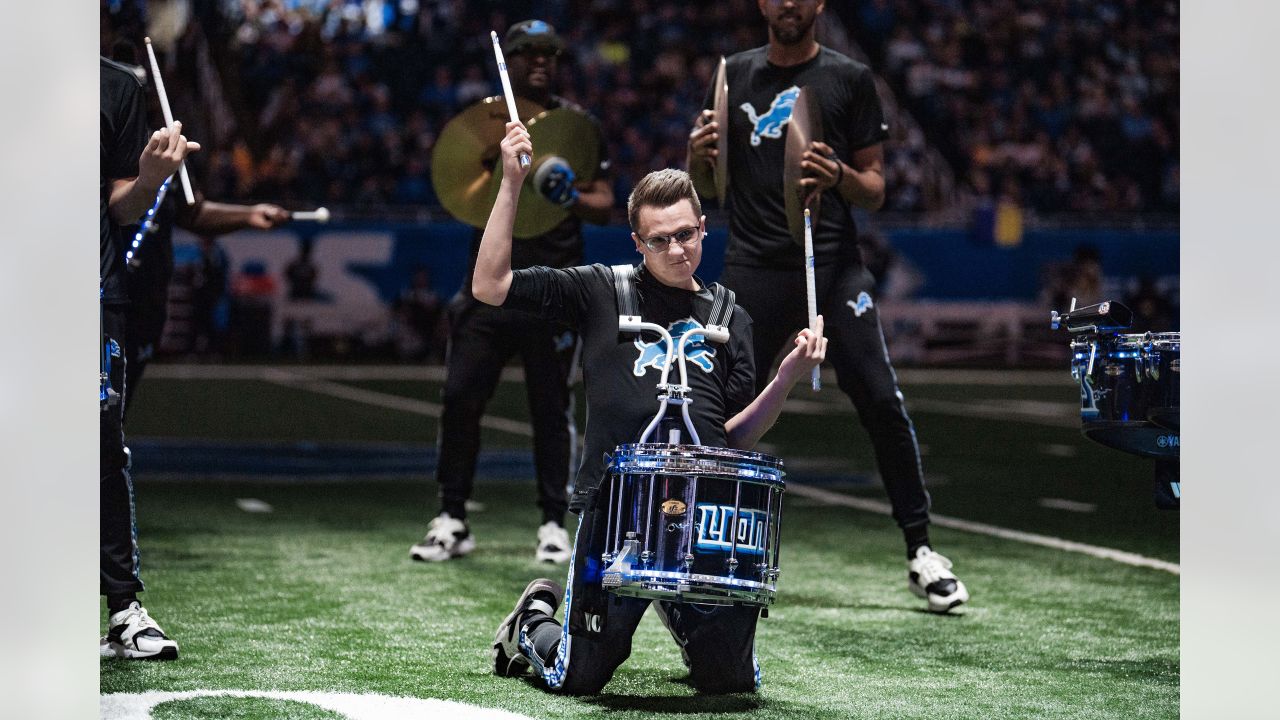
(520, 489), (761, 695)
(101, 305), (143, 598)
(123, 296), (167, 423)
(436, 296), (577, 525)
(719, 262), (931, 531)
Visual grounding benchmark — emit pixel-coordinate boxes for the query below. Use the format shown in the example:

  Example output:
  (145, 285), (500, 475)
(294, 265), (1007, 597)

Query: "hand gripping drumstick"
(291, 207), (330, 223)
(804, 208), (821, 392)
(143, 37), (196, 205)
(490, 31), (531, 169)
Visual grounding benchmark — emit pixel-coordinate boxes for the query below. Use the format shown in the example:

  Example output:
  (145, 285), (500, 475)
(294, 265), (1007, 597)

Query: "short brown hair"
(627, 169), (702, 231)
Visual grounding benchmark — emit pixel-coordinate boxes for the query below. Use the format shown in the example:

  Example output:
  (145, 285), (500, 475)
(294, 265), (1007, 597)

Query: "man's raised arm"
(473, 122), (533, 306)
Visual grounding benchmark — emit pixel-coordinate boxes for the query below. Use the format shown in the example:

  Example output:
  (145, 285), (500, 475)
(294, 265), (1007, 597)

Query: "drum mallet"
(291, 207), (330, 223)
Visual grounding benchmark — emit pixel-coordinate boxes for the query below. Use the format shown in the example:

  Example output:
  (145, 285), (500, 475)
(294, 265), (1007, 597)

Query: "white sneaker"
(908, 546), (970, 613)
(410, 513), (475, 562)
(535, 521), (571, 563)
(99, 602), (179, 660)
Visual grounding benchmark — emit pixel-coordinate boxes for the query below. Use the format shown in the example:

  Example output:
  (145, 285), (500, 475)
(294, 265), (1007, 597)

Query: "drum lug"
(640, 550), (654, 565)
(682, 553), (695, 569)
(725, 557), (739, 577)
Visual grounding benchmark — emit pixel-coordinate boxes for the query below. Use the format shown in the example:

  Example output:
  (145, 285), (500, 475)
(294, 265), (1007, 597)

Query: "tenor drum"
(1071, 333), (1179, 459)
(600, 444), (785, 607)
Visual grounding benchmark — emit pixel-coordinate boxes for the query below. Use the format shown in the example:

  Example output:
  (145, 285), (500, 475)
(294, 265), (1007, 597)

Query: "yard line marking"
(1037, 497), (1097, 513)
(1039, 443), (1080, 457)
(100, 690), (537, 720)
(145, 364), (1066, 386)
(261, 371), (537, 438)
(786, 484), (1179, 575)
(235, 498), (274, 513)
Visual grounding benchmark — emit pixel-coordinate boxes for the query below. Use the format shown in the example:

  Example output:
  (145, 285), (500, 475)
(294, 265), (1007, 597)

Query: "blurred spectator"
(1040, 244), (1104, 312)
(391, 266), (444, 361)
(285, 238), (319, 300)
(1126, 276), (1177, 333)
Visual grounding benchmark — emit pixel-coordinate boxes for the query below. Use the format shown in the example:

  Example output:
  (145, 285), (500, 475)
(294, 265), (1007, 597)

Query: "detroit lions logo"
(633, 319), (717, 376)
(740, 86), (800, 146)
(846, 291), (874, 317)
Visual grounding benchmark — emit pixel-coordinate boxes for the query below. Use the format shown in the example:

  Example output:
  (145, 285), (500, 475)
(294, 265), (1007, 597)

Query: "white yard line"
(100, 690), (536, 720)
(261, 371), (536, 438)
(786, 484), (1179, 575)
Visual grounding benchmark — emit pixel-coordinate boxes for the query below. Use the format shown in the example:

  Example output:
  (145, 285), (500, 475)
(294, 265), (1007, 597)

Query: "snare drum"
(1071, 333), (1178, 459)
(599, 443), (785, 607)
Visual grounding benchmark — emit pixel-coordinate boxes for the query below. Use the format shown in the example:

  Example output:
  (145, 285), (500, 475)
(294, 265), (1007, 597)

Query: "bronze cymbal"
(712, 56), (730, 203)
(498, 107), (602, 238)
(430, 95), (545, 230)
(783, 86), (823, 246)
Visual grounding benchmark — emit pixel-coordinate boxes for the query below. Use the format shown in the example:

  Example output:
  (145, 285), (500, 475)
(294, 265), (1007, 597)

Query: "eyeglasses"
(639, 226), (701, 252)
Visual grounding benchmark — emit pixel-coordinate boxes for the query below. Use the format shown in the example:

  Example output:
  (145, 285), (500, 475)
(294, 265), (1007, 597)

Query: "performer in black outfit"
(412, 20), (614, 565)
(100, 56), (199, 660)
(687, 0), (969, 612)
(482, 122), (826, 694)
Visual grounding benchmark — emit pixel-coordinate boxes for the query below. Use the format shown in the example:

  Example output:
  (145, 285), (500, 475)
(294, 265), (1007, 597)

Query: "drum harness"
(611, 263), (735, 446)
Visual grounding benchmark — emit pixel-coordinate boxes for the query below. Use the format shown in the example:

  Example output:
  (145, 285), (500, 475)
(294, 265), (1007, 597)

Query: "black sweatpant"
(436, 296), (577, 525)
(719, 262), (931, 531)
(101, 305), (143, 598)
(519, 488), (761, 695)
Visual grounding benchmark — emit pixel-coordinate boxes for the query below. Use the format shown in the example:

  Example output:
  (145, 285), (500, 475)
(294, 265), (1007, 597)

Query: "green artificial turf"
(107, 368), (1178, 719)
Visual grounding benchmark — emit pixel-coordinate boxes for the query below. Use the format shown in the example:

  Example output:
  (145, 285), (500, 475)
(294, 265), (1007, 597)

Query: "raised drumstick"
(291, 207), (330, 223)
(143, 37), (195, 205)
(804, 208), (821, 392)
(490, 31), (531, 168)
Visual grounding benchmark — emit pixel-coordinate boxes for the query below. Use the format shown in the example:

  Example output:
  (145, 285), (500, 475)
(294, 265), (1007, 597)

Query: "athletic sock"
(904, 524), (931, 560)
(107, 594), (138, 615)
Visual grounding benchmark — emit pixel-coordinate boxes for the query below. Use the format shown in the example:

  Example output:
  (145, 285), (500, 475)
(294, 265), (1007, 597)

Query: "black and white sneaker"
(99, 602), (179, 660)
(492, 578), (563, 677)
(535, 522), (571, 563)
(410, 513), (475, 562)
(908, 546), (970, 613)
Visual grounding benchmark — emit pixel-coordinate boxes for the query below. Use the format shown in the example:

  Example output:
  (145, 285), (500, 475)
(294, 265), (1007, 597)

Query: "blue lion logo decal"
(740, 86), (800, 146)
(846, 291), (874, 317)
(633, 319), (717, 376)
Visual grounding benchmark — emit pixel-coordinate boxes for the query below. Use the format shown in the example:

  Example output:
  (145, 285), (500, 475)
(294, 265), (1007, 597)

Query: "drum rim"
(610, 443), (786, 484)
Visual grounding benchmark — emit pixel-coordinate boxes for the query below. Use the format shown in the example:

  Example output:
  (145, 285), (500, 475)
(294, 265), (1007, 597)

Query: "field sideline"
(101, 366), (1178, 719)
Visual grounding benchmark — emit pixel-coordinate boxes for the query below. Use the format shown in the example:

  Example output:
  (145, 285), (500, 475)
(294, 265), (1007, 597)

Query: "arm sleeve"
(722, 307), (756, 417)
(847, 67), (890, 152)
(108, 80), (148, 181)
(501, 264), (601, 327)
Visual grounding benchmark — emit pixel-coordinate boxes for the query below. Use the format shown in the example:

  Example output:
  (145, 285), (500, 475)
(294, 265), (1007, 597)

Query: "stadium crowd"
(102, 0), (1177, 217)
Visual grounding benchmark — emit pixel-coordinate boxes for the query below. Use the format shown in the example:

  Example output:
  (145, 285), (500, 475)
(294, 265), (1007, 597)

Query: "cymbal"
(502, 107), (603, 238)
(712, 56), (730, 203)
(783, 86), (823, 246)
(431, 96), (545, 230)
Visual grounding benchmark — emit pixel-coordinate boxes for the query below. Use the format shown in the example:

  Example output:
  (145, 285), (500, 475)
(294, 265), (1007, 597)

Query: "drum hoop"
(610, 443), (786, 486)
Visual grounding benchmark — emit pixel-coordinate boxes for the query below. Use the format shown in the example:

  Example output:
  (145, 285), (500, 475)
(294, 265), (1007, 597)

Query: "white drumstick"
(490, 31), (531, 168)
(291, 207), (330, 223)
(804, 208), (821, 392)
(144, 37), (195, 205)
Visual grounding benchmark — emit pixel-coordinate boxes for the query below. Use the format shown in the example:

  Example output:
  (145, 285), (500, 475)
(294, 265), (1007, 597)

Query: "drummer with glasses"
(479, 120), (826, 695)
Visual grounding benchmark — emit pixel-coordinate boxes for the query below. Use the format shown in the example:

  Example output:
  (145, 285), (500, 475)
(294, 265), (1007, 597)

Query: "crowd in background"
(103, 0), (1178, 218)
(843, 0), (1179, 214)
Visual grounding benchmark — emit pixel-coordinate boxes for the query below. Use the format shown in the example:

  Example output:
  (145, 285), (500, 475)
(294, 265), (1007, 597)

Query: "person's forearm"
(473, 178), (520, 305)
(838, 161), (885, 211)
(108, 176), (165, 225)
(182, 201), (259, 235)
(687, 149), (717, 199)
(570, 180), (613, 225)
(725, 371), (798, 450)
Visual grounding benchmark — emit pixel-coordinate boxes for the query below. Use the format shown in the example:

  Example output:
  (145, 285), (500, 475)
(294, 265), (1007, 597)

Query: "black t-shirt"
(462, 96), (610, 295)
(101, 57), (149, 304)
(708, 46), (888, 269)
(503, 263), (756, 495)
(123, 192), (176, 331)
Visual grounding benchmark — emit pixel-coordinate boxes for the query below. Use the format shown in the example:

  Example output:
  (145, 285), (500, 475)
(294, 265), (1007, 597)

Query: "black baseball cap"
(504, 20), (565, 56)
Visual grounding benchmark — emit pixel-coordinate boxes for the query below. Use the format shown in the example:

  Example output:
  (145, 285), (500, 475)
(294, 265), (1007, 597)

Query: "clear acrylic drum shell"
(1143, 332), (1180, 430)
(602, 443), (785, 605)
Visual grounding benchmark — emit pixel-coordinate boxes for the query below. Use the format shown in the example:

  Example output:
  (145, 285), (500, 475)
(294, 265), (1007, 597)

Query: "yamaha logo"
(661, 499), (687, 516)
(1156, 435), (1179, 448)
